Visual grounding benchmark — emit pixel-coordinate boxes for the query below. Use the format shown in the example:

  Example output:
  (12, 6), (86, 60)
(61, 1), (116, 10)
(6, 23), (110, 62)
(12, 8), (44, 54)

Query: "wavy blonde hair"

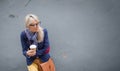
(25, 14), (44, 42)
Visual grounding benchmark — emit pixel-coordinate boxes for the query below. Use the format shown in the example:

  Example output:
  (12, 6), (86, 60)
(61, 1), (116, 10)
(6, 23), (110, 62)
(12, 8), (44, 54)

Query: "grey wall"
(0, 0), (120, 71)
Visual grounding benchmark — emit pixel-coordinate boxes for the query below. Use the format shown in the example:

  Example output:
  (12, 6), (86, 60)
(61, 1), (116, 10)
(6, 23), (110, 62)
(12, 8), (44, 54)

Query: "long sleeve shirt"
(20, 28), (50, 65)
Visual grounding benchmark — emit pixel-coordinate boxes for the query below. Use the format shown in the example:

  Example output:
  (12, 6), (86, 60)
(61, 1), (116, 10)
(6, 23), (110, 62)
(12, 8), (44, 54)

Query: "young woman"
(20, 14), (55, 71)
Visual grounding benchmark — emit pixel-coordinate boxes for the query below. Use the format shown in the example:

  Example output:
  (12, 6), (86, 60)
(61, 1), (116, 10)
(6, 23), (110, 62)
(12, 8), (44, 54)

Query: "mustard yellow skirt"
(27, 58), (55, 71)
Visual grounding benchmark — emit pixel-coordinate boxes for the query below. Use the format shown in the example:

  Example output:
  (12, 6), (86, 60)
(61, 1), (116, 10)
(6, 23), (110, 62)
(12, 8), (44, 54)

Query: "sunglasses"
(29, 21), (41, 26)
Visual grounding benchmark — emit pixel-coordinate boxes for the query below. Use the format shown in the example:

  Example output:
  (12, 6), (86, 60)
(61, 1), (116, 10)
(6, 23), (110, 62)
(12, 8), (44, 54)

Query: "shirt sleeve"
(20, 31), (30, 58)
(36, 29), (50, 56)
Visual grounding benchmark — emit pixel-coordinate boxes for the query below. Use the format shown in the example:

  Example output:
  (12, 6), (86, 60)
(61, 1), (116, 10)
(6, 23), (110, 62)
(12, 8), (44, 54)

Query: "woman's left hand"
(30, 50), (36, 56)
(27, 50), (36, 57)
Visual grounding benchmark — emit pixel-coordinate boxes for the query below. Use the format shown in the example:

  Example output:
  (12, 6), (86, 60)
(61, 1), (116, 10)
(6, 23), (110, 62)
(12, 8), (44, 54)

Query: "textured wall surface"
(0, 0), (120, 71)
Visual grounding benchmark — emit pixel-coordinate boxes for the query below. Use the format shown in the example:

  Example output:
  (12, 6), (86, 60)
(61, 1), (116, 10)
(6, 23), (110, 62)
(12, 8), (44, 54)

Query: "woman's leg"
(27, 62), (38, 71)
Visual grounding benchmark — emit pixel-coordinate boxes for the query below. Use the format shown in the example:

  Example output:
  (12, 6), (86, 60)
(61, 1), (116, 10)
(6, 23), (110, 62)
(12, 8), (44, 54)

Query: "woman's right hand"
(26, 50), (36, 57)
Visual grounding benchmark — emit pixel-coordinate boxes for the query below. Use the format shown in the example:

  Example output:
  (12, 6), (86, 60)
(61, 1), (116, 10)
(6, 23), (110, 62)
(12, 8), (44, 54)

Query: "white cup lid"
(30, 44), (37, 49)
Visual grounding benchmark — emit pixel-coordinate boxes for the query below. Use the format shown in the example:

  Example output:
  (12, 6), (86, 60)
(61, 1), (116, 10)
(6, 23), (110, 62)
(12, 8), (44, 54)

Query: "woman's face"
(28, 19), (39, 32)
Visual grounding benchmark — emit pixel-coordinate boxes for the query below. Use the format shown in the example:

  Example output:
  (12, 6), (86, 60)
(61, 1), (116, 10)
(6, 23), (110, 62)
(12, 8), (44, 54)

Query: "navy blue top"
(20, 29), (50, 65)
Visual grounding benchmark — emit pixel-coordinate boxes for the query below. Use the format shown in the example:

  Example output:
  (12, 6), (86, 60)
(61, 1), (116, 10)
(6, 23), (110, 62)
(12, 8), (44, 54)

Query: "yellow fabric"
(27, 58), (43, 71)
(27, 62), (39, 71)
(27, 58), (55, 71)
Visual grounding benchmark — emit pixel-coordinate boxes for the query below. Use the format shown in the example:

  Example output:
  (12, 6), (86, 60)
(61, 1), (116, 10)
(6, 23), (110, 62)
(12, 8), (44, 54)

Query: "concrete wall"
(0, 0), (120, 71)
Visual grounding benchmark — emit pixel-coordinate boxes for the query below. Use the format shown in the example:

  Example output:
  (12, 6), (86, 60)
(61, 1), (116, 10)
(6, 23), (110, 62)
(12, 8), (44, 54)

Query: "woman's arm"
(20, 31), (30, 57)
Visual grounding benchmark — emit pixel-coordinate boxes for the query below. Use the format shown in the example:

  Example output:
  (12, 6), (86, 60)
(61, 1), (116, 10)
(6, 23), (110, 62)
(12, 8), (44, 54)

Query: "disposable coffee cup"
(30, 44), (37, 51)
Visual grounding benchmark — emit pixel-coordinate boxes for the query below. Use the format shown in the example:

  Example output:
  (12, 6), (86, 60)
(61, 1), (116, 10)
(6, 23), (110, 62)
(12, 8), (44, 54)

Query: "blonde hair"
(25, 14), (44, 42)
(25, 14), (39, 27)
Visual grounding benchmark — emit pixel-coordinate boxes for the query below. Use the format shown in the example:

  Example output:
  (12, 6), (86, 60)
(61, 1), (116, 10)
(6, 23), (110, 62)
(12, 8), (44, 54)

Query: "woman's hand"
(26, 50), (36, 57)
(36, 25), (41, 32)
